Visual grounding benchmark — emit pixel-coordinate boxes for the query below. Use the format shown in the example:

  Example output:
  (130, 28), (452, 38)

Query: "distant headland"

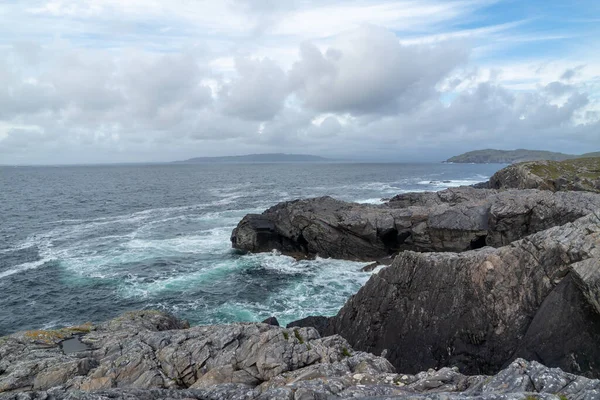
(446, 149), (600, 164)
(172, 153), (331, 163)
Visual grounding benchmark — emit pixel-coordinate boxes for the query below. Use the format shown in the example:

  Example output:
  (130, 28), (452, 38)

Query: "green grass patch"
(293, 329), (304, 344)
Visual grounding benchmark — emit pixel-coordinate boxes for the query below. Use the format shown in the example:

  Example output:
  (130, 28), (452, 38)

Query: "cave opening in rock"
(297, 232), (309, 253)
(380, 229), (410, 251)
(469, 235), (488, 250)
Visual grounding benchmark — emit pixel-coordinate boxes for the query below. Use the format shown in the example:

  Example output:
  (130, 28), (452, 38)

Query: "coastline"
(2, 160), (600, 399)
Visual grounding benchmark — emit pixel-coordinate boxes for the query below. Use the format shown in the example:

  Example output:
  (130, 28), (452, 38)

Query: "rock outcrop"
(2, 312), (600, 399)
(231, 188), (600, 260)
(488, 157), (600, 193)
(0, 310), (399, 397)
(313, 211), (600, 378)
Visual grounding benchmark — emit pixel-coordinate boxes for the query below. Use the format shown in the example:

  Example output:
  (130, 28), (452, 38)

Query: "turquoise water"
(0, 162), (503, 335)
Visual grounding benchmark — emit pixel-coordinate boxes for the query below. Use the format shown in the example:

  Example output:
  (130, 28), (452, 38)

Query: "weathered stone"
(231, 188), (600, 260)
(0, 311), (391, 396)
(3, 359), (600, 399)
(286, 317), (330, 336)
(322, 212), (600, 377)
(260, 317), (279, 327)
(488, 157), (600, 193)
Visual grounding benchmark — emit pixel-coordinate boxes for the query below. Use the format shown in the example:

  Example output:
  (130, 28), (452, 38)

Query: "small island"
(446, 148), (600, 164)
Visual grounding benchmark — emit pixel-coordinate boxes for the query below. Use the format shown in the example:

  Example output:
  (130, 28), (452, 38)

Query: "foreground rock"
(231, 188), (600, 260)
(307, 211), (600, 378)
(0, 311), (394, 392)
(487, 157), (600, 193)
(2, 312), (600, 399)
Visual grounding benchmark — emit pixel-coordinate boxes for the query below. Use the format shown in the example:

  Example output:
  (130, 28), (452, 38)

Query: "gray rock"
(488, 158), (600, 193)
(286, 317), (330, 336)
(0, 311), (392, 396)
(323, 211), (600, 377)
(2, 359), (600, 399)
(231, 188), (600, 260)
(261, 317), (279, 327)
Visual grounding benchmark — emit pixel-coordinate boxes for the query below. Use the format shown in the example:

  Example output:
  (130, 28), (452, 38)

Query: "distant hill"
(446, 149), (600, 164)
(173, 153), (331, 163)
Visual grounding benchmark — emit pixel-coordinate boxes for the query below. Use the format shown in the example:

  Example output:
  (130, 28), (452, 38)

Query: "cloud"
(220, 57), (288, 121)
(289, 26), (468, 115)
(560, 65), (585, 81)
(0, 1), (599, 164)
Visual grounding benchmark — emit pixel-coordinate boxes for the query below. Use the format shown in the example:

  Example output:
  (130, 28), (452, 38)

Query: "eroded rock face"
(0, 310), (395, 396)
(322, 212), (600, 377)
(2, 358), (600, 399)
(231, 188), (600, 260)
(488, 157), (600, 193)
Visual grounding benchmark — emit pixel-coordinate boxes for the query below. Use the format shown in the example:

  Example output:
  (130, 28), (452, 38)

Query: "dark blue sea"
(0, 162), (503, 335)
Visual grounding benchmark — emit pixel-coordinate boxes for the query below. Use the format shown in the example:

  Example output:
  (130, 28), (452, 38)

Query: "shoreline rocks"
(487, 157), (600, 193)
(320, 211), (600, 377)
(231, 180), (600, 380)
(4, 161), (600, 399)
(231, 188), (600, 260)
(2, 311), (600, 399)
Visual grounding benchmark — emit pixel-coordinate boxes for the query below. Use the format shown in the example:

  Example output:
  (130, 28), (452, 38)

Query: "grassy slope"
(526, 157), (600, 181)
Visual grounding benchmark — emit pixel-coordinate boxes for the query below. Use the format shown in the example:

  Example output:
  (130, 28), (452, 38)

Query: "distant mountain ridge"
(446, 149), (600, 164)
(173, 153), (330, 163)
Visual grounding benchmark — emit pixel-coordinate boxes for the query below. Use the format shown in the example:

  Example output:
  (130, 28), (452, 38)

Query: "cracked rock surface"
(231, 188), (600, 260)
(1, 311), (600, 399)
(487, 157), (600, 193)
(306, 211), (600, 377)
(242, 187), (600, 378)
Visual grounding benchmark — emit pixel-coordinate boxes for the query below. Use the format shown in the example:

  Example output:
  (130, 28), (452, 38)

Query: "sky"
(0, 0), (599, 164)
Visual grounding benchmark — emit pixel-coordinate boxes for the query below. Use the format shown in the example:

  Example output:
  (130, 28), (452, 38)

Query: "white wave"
(0, 259), (51, 279)
(41, 320), (64, 330)
(126, 229), (232, 255)
(307, 181), (406, 194)
(242, 250), (308, 275)
(354, 198), (386, 204)
(418, 178), (488, 188)
(195, 208), (262, 223)
(118, 261), (241, 298)
(153, 254), (376, 326)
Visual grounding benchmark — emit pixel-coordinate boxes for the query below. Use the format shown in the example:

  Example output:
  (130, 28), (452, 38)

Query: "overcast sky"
(1, 0), (599, 164)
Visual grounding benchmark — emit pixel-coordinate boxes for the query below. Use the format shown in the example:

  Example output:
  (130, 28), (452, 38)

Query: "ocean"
(0, 162), (503, 336)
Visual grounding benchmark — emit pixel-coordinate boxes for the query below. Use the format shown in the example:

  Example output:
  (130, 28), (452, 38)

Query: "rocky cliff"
(232, 187), (600, 379)
(323, 211), (600, 377)
(2, 311), (600, 399)
(487, 157), (600, 193)
(231, 188), (600, 260)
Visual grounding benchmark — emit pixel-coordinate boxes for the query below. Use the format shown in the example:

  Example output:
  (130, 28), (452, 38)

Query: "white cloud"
(220, 57), (288, 120)
(289, 26), (468, 115)
(0, 1), (599, 164)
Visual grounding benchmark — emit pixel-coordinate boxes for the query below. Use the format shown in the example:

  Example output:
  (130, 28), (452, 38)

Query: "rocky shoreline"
(2, 311), (600, 399)
(2, 161), (600, 399)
